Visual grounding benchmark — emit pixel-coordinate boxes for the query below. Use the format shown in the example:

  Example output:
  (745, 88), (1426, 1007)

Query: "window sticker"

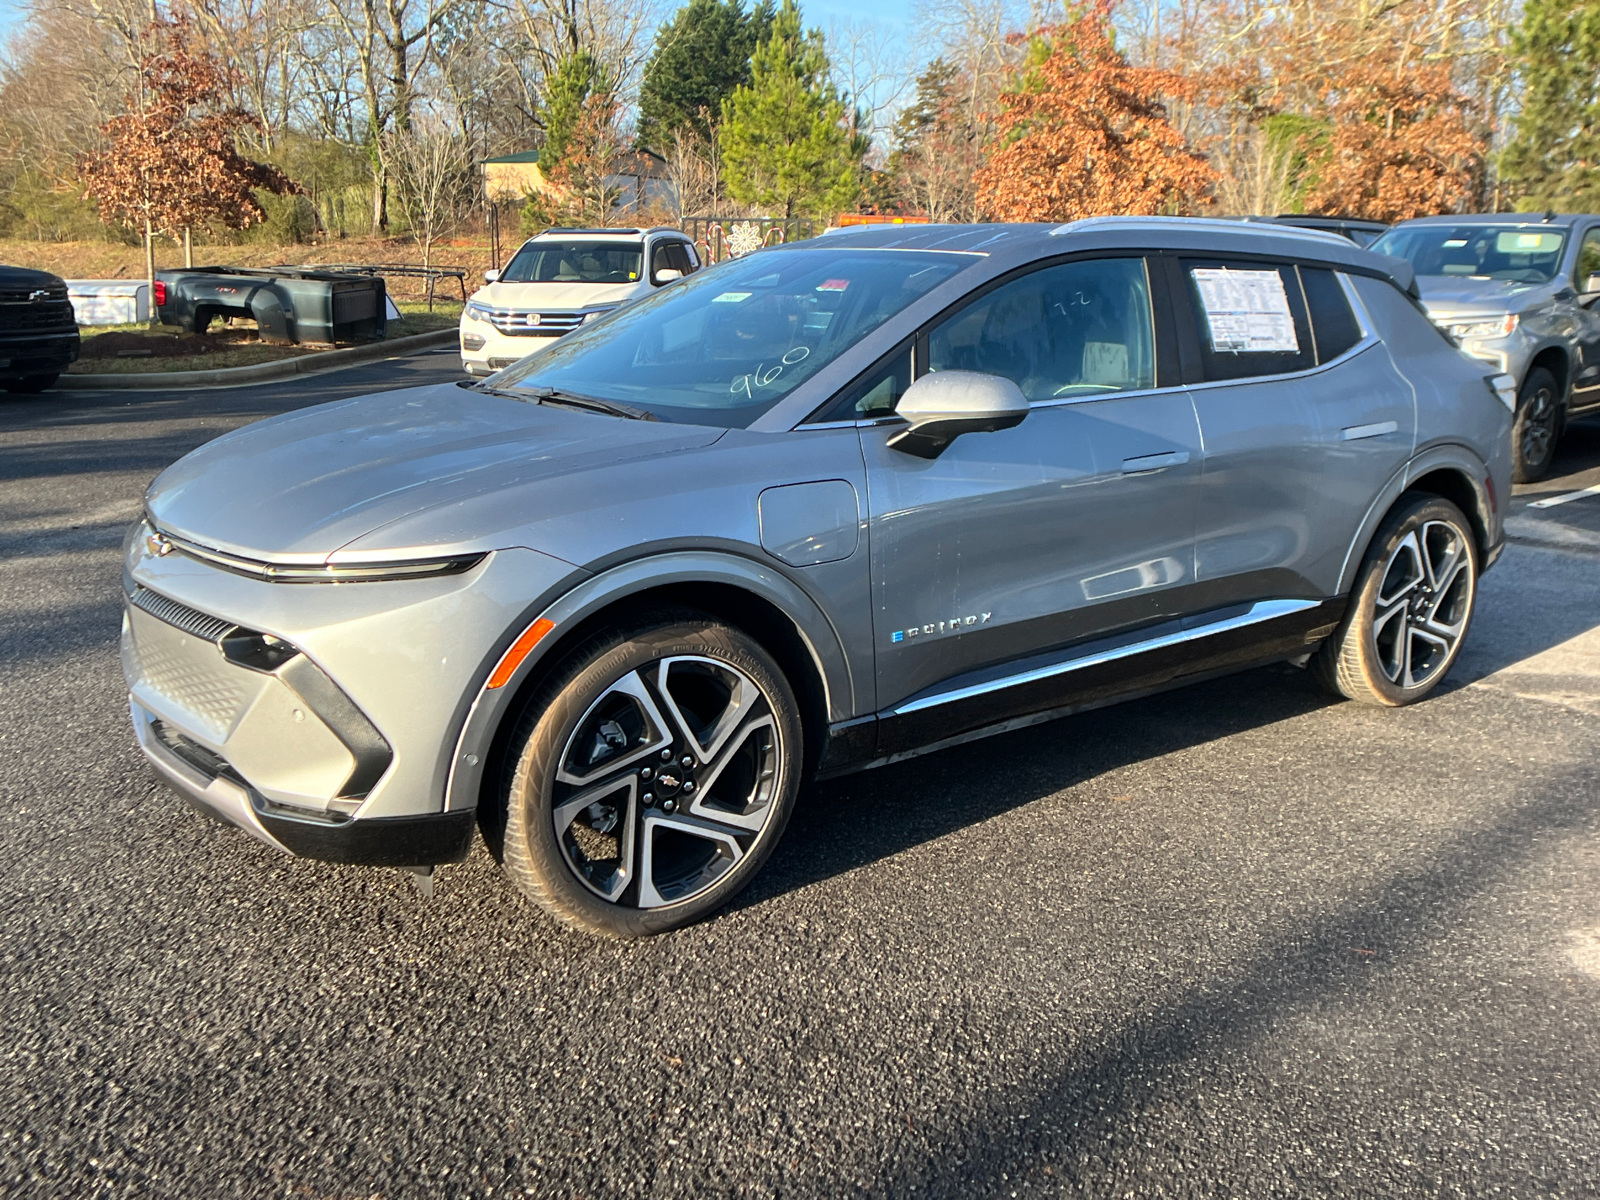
(713, 292), (753, 303)
(1443, 239), (1468, 248)
(1191, 268), (1299, 354)
(817, 279), (850, 292)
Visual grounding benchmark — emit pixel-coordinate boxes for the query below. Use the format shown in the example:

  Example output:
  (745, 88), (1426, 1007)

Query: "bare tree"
(382, 119), (472, 277)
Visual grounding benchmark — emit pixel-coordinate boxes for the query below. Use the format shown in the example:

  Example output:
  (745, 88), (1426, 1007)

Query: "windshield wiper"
(522, 386), (657, 421)
(458, 379), (655, 420)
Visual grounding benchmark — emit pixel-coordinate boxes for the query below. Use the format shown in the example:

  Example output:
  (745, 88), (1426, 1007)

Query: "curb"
(59, 328), (459, 391)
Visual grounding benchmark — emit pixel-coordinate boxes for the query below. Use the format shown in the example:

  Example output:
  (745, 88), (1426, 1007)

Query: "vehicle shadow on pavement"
(750, 665), (1332, 905)
(862, 754), (1600, 1197)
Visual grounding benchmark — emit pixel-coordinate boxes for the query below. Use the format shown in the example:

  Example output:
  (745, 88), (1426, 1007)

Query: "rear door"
(1169, 255), (1414, 604)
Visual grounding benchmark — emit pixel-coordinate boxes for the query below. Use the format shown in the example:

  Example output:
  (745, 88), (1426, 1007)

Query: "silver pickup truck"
(1373, 214), (1600, 481)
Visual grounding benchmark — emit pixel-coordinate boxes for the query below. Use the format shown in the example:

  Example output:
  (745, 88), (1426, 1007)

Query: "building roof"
(482, 150), (541, 165)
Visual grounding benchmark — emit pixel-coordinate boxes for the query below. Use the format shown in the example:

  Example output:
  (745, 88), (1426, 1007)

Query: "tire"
(1312, 494), (1477, 706)
(497, 609), (803, 938)
(3, 373), (59, 394)
(1510, 366), (1560, 483)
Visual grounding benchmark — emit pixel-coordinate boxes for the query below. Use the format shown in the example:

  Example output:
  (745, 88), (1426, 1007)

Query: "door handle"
(1341, 420), (1398, 441)
(1121, 450), (1190, 474)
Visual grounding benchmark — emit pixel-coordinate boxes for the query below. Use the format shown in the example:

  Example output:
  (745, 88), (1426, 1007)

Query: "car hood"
(475, 279), (646, 309)
(145, 383), (724, 562)
(0, 264), (66, 289)
(1415, 274), (1547, 316)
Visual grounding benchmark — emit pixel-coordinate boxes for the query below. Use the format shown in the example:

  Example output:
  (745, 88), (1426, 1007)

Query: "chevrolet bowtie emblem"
(145, 531), (174, 557)
(28, 290), (49, 303)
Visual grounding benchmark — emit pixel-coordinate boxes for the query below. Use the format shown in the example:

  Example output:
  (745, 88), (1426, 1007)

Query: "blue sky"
(0, 0), (21, 43)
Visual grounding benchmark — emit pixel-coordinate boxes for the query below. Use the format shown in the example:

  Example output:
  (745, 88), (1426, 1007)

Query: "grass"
(67, 298), (461, 374)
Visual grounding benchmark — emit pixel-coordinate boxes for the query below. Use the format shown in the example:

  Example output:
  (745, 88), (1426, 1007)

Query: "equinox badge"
(892, 613), (991, 643)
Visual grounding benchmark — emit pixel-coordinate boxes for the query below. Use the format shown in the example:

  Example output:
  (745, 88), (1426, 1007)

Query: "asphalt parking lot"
(3, 356), (1599, 1199)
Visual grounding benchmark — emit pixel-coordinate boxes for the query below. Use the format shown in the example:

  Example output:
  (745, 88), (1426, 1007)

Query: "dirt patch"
(78, 330), (229, 359)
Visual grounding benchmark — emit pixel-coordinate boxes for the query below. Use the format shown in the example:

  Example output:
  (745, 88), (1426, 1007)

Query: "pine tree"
(718, 0), (863, 219)
(1499, 0), (1600, 210)
(637, 0), (774, 151)
(541, 49), (614, 172)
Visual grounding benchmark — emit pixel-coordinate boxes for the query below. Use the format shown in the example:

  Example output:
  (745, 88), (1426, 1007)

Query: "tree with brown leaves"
(78, 18), (297, 324)
(1302, 62), (1481, 223)
(975, 2), (1216, 223)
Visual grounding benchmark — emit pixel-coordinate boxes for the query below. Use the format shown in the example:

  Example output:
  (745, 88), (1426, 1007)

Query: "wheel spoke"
(1377, 532), (1424, 608)
(555, 669), (672, 787)
(1374, 602), (1409, 683)
(687, 714), (780, 832)
(636, 811), (744, 909)
(552, 776), (638, 902)
(654, 657), (764, 764)
(1404, 626), (1452, 689)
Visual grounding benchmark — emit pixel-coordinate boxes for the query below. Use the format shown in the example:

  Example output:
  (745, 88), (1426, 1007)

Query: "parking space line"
(1528, 483), (1600, 509)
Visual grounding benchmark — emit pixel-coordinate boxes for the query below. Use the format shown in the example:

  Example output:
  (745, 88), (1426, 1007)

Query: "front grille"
(0, 299), (74, 332)
(150, 718), (236, 781)
(129, 585), (235, 642)
(487, 310), (584, 336)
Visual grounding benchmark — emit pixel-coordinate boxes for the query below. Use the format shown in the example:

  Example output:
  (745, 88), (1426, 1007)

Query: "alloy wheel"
(550, 655), (783, 909)
(1520, 385), (1556, 468)
(1370, 520), (1474, 690)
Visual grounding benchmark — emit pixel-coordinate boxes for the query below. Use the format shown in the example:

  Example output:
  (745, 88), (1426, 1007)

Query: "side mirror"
(1586, 272), (1600, 294)
(484, 269), (500, 284)
(886, 370), (1029, 459)
(653, 268), (683, 285)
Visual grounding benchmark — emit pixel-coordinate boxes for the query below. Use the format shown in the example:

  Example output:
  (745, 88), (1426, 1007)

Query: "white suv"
(459, 227), (701, 376)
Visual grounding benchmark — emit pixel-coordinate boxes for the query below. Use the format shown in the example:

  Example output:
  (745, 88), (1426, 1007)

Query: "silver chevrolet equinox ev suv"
(122, 218), (1512, 937)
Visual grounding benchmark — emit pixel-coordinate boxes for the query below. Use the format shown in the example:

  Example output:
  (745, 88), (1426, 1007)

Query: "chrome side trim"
(893, 598), (1321, 717)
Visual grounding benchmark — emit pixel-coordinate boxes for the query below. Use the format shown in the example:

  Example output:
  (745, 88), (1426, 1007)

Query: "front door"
(1569, 225), (1600, 413)
(858, 255), (1204, 716)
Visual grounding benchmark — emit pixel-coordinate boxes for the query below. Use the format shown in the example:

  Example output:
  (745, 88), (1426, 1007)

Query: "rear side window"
(927, 256), (1155, 400)
(1300, 267), (1364, 362)
(1181, 259), (1313, 381)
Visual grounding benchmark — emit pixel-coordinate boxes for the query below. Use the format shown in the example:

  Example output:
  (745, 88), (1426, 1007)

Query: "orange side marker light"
(487, 618), (555, 689)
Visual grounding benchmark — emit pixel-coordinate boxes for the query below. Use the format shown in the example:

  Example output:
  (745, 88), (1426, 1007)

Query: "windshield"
(501, 240), (643, 284)
(1372, 224), (1568, 284)
(489, 248), (975, 426)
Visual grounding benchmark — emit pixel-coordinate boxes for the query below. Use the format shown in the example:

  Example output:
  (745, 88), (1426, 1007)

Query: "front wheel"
(1312, 494), (1478, 706)
(497, 611), (803, 938)
(1511, 366), (1560, 483)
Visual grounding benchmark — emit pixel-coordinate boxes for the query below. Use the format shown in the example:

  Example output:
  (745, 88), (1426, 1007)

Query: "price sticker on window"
(1191, 268), (1299, 354)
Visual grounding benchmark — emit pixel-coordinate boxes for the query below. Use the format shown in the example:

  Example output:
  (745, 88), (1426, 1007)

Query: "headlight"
(582, 306), (619, 324)
(464, 302), (494, 324)
(1445, 314), (1518, 341)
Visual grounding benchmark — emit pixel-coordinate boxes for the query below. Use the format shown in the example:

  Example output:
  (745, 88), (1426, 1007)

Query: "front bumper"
(122, 531), (581, 861)
(459, 322), (562, 375)
(0, 329), (78, 379)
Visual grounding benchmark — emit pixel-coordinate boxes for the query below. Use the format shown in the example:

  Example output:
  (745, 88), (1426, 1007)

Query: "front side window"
(926, 256), (1155, 400)
(1577, 229), (1600, 291)
(1371, 224), (1567, 285)
(1182, 259), (1314, 381)
(501, 240), (644, 284)
(489, 248), (974, 426)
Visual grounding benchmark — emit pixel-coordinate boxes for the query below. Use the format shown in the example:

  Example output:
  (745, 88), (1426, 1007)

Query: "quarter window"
(926, 257), (1155, 400)
(1181, 258), (1314, 381)
(1300, 267), (1364, 363)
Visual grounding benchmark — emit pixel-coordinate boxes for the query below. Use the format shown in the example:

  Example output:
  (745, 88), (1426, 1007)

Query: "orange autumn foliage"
(975, 2), (1217, 222)
(1303, 61), (1482, 223)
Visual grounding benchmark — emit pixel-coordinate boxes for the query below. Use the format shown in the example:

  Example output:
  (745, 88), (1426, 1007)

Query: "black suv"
(1, 265), (79, 393)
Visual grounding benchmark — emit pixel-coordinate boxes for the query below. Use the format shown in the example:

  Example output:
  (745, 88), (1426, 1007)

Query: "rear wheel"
(497, 611), (803, 937)
(1511, 366), (1560, 483)
(1312, 494), (1477, 706)
(3, 373), (59, 394)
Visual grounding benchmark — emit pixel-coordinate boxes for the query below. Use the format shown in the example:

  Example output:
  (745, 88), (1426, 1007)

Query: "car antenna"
(1545, 210), (1557, 223)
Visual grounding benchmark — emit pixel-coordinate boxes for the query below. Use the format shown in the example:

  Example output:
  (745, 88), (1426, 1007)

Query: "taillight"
(153, 281), (167, 307)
